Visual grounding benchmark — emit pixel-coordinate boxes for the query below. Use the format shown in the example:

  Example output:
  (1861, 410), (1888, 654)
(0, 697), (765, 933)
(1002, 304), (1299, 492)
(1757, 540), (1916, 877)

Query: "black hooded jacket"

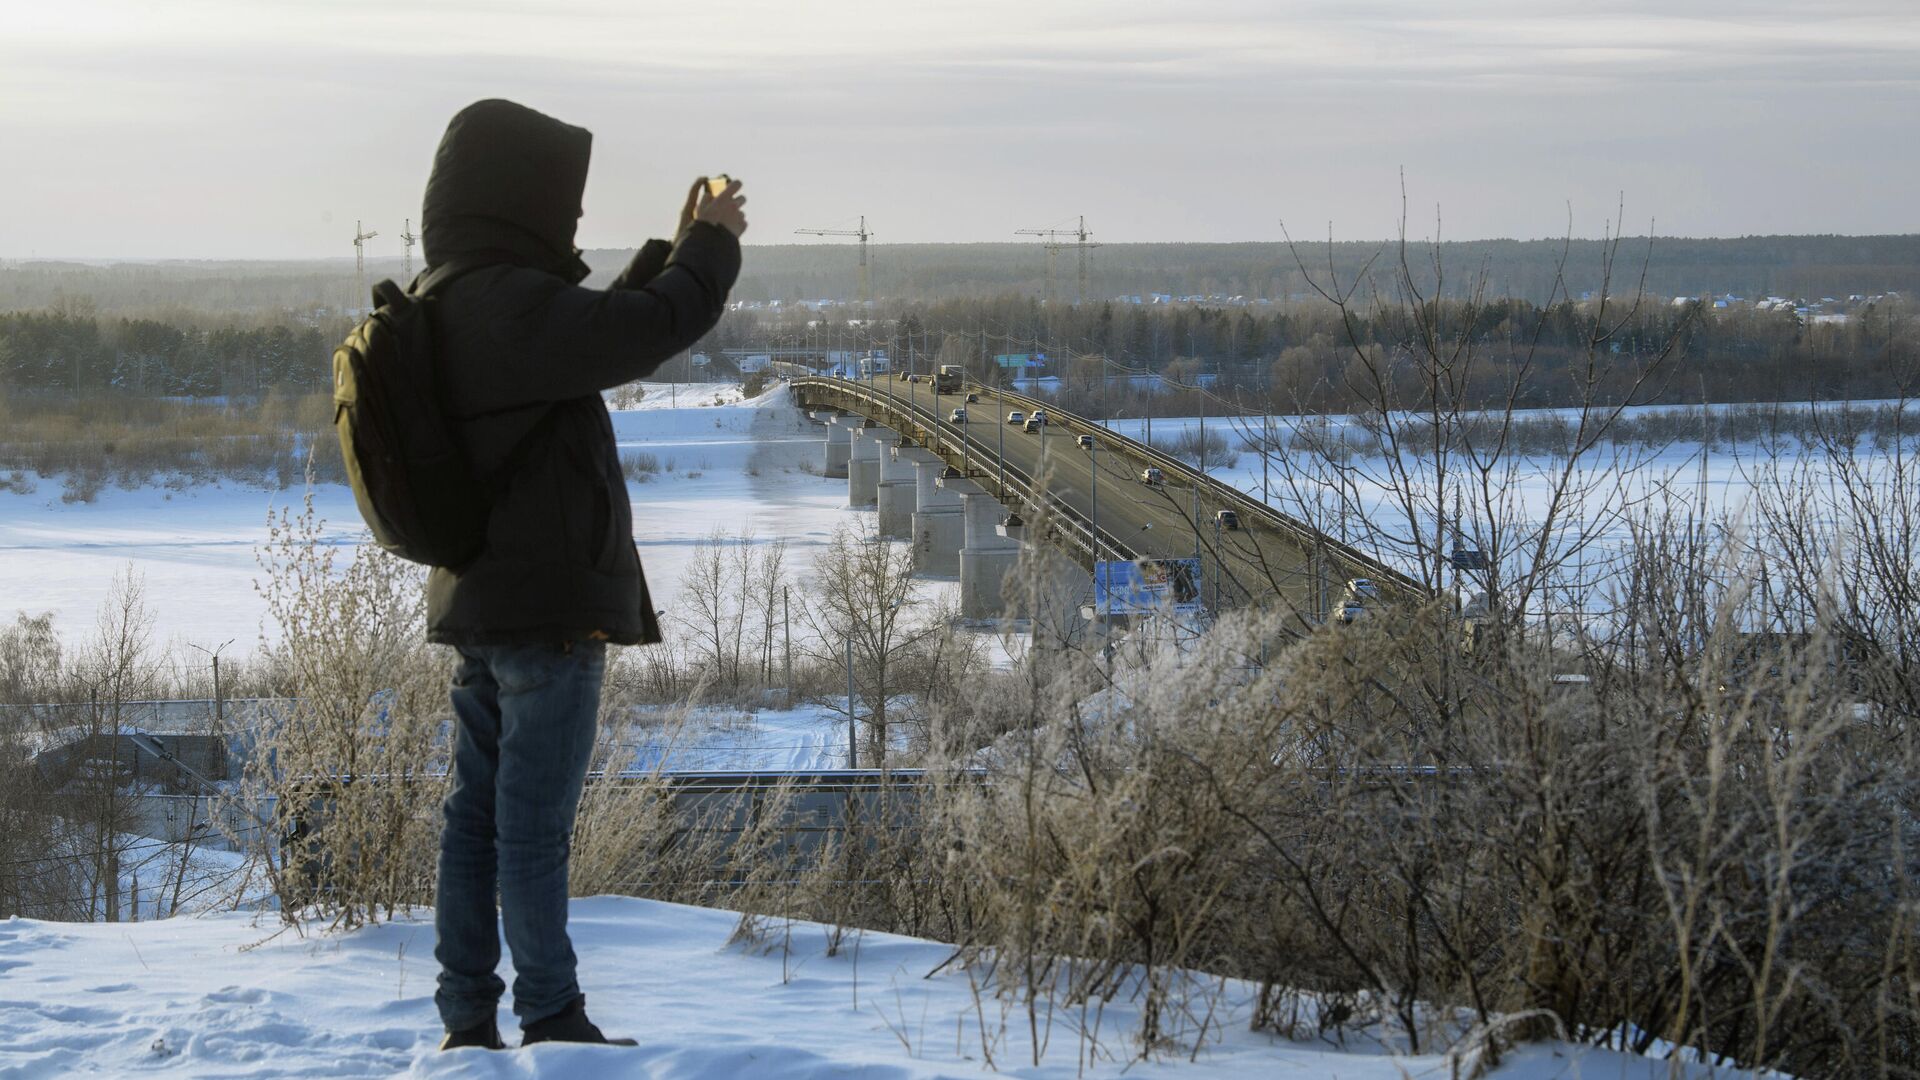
(418, 99), (739, 646)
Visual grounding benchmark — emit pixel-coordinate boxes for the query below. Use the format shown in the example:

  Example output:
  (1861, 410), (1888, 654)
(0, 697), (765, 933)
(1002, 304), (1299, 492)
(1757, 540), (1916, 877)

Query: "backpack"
(331, 266), (489, 569)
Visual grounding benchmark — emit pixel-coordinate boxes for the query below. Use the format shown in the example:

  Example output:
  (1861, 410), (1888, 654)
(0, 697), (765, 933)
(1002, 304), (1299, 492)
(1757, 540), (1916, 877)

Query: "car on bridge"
(965, 392), (980, 403)
(1022, 416), (1043, 433)
(1346, 578), (1380, 601)
(1029, 408), (1048, 425)
(1215, 509), (1241, 530)
(1075, 434), (1095, 450)
(1140, 467), (1165, 486)
(949, 408), (968, 423)
(1005, 410), (1025, 425)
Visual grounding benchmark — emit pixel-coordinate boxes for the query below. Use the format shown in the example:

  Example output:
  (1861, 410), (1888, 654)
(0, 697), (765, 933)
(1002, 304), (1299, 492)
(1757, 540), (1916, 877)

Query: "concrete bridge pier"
(957, 480), (1023, 620)
(822, 414), (852, 479)
(876, 441), (918, 539)
(847, 426), (883, 507)
(1027, 548), (1098, 653)
(911, 455), (964, 577)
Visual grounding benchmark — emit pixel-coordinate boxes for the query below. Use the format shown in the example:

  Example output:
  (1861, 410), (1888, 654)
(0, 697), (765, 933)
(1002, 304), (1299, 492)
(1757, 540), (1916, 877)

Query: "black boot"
(521, 994), (636, 1047)
(439, 1020), (506, 1051)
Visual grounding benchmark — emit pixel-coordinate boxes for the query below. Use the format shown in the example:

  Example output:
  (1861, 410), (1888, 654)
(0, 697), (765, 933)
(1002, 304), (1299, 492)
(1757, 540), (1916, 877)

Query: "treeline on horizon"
(1, 288), (1913, 415)
(4, 233), (1918, 315)
(719, 233), (1920, 307)
(770, 292), (1918, 413)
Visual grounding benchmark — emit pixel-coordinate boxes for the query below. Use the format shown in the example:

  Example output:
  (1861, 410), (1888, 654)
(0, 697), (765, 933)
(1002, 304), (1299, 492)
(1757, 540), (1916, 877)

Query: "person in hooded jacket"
(416, 99), (745, 1052)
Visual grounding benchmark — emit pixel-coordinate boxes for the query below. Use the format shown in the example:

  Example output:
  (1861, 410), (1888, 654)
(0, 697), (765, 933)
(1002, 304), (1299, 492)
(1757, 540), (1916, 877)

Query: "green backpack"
(331, 266), (488, 569)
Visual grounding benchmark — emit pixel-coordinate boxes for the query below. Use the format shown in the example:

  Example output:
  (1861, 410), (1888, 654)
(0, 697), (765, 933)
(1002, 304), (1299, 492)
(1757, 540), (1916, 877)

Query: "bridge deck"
(792, 376), (1422, 619)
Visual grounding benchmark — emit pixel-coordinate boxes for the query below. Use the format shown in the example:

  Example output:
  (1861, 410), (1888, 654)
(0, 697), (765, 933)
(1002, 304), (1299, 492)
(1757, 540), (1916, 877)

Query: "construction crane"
(1015, 216), (1097, 305)
(352, 221), (379, 312)
(399, 218), (419, 279)
(794, 215), (872, 304)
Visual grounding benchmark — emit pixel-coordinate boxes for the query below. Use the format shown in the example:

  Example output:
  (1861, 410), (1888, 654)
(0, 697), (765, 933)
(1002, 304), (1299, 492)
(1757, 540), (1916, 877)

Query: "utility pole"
(400, 218), (419, 279)
(845, 636), (857, 769)
(795, 216), (873, 304)
(783, 587), (792, 709)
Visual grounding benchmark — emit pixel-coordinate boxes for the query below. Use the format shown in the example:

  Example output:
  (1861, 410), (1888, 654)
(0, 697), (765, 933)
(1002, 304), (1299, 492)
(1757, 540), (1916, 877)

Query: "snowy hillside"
(0, 897), (1744, 1079)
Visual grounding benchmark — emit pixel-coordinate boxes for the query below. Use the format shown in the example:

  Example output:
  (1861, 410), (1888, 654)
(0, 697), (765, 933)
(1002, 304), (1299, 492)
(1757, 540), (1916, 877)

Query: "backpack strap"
(410, 259), (493, 300)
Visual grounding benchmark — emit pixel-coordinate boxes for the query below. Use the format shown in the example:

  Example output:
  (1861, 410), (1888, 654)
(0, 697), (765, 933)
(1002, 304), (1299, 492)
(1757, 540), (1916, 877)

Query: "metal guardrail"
(983, 383), (1426, 600)
(791, 375), (1426, 602)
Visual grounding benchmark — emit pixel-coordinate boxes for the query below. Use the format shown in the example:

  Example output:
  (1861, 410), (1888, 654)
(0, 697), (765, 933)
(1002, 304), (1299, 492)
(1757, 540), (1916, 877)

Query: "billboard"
(1094, 558), (1203, 615)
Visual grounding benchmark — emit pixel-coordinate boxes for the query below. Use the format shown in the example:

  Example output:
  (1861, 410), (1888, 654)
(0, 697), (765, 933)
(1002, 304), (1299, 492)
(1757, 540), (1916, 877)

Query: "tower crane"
(794, 215), (872, 304)
(399, 218), (419, 279)
(1015, 216), (1098, 305)
(353, 221), (379, 311)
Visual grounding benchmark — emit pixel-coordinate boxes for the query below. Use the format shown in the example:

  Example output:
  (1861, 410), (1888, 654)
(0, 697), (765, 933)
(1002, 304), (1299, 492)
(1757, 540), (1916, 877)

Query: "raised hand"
(690, 177), (747, 238)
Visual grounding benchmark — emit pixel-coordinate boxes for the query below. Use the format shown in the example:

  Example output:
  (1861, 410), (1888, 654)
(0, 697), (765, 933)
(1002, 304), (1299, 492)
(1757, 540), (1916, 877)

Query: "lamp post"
(186, 638), (235, 736)
(1089, 434), (1099, 560)
(1212, 515), (1222, 613)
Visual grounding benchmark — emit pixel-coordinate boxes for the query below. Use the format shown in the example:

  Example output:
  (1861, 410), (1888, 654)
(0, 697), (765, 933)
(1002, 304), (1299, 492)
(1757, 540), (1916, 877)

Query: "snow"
(0, 384), (853, 657)
(0, 897), (1744, 1079)
(1096, 407), (1916, 613)
(618, 705), (852, 772)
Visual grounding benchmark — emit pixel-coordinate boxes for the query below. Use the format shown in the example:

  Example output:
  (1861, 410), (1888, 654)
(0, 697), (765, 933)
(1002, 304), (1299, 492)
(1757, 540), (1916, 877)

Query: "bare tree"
(798, 521), (947, 767)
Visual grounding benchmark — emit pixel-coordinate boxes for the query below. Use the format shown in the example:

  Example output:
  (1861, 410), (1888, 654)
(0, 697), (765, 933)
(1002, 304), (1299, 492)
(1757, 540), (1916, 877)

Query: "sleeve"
(609, 238), (673, 291)
(511, 222), (742, 401)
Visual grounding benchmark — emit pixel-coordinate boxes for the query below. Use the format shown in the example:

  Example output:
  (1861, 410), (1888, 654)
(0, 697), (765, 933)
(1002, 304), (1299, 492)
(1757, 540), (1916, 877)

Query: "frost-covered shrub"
(237, 495), (449, 931)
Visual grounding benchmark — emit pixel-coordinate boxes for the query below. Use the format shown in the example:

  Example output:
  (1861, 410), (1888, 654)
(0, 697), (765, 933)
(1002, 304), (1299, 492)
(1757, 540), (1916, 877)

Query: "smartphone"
(706, 174), (734, 198)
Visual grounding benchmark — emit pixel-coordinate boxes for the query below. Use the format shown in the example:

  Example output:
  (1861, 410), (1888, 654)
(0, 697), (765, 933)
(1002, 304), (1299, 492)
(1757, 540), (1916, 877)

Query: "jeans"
(434, 641), (606, 1031)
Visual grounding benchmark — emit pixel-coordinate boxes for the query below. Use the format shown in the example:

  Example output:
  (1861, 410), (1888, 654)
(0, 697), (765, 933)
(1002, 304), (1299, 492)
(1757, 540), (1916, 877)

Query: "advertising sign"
(1094, 558), (1203, 615)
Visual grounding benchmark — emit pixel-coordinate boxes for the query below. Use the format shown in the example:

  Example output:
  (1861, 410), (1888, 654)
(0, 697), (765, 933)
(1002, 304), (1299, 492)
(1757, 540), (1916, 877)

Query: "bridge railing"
(981, 383), (1426, 601)
(794, 374), (1425, 602)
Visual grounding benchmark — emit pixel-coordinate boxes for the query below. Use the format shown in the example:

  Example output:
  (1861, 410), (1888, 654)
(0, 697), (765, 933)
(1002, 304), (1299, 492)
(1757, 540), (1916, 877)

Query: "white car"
(1005, 410), (1025, 425)
(1140, 467), (1165, 486)
(1029, 408), (1048, 426)
(1346, 578), (1380, 601)
(949, 408), (968, 423)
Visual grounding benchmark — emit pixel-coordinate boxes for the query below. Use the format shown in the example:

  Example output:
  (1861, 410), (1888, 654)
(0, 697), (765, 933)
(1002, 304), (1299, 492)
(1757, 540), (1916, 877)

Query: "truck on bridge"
(933, 365), (965, 393)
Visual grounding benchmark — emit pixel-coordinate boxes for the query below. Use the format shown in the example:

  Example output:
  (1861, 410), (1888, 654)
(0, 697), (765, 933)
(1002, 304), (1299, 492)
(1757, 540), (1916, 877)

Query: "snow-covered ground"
(0, 383), (851, 656)
(618, 705), (852, 772)
(1100, 408), (1912, 610)
(5, 380), (1904, 658)
(0, 897), (1745, 1079)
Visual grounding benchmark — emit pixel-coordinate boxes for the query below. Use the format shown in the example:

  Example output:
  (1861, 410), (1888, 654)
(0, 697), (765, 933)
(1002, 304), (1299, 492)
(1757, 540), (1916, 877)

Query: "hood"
(421, 99), (593, 282)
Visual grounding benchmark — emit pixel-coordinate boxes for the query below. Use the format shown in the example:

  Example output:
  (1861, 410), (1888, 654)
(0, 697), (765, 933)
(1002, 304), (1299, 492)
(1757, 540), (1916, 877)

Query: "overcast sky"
(4, 0), (1916, 259)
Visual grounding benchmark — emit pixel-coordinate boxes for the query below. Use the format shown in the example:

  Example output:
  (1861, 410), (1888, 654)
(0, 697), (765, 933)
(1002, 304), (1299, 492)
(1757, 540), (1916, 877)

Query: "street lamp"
(186, 638), (235, 734)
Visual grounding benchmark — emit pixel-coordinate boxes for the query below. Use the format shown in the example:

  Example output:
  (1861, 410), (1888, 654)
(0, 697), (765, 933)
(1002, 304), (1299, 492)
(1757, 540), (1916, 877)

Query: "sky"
(3, 0), (1917, 259)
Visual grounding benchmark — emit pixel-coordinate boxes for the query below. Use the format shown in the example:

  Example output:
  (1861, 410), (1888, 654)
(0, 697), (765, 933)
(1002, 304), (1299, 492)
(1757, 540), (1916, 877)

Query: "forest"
(0, 287), (1913, 417)
(5, 233), (1918, 315)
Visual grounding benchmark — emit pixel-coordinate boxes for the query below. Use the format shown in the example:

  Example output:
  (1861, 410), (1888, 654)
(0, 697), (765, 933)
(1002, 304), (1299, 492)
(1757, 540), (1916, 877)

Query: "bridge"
(787, 375), (1421, 630)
